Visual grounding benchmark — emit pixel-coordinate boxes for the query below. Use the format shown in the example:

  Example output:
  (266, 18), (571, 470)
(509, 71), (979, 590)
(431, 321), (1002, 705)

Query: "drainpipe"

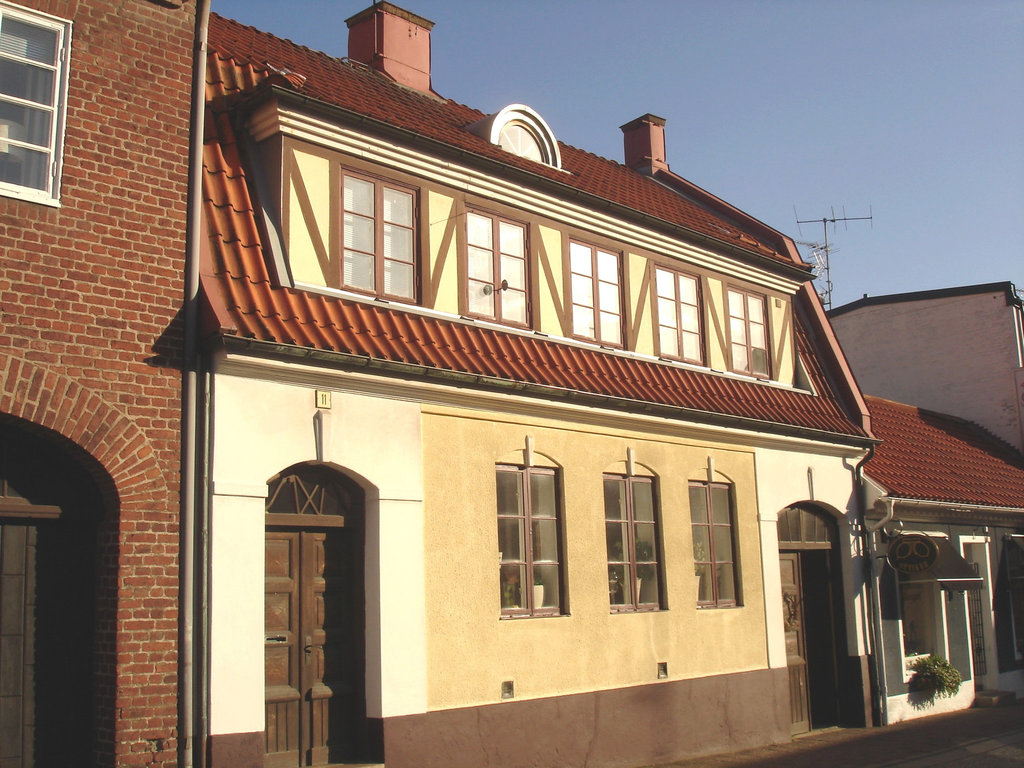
(851, 454), (892, 729)
(182, 2), (212, 767)
(860, 456), (893, 727)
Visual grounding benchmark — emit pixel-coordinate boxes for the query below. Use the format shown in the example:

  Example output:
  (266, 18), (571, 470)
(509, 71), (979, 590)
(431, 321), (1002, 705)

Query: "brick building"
(0, 1), (195, 765)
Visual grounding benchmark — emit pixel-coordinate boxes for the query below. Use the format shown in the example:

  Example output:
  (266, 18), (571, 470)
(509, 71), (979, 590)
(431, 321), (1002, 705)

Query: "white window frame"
(0, 2), (71, 206)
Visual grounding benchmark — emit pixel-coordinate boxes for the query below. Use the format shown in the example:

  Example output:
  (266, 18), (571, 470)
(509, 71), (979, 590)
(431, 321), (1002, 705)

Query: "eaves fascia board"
(239, 86), (813, 289)
(874, 495), (1024, 527)
(214, 334), (875, 450)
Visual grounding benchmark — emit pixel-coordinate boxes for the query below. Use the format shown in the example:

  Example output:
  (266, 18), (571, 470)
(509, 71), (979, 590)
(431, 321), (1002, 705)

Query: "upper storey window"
(654, 266), (703, 364)
(0, 4), (71, 205)
(465, 210), (528, 327)
(467, 103), (562, 169)
(569, 241), (621, 346)
(727, 288), (769, 377)
(342, 171), (417, 301)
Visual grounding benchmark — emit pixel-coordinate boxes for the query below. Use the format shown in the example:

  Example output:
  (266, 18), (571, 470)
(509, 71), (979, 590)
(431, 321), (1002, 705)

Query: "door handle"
(304, 635), (314, 664)
(266, 635), (288, 643)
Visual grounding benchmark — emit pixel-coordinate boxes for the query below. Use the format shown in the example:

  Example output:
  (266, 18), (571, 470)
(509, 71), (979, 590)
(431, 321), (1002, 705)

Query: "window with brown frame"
(496, 465), (562, 617)
(727, 287), (769, 377)
(689, 481), (740, 608)
(465, 210), (529, 326)
(654, 266), (704, 364)
(604, 475), (662, 612)
(341, 171), (417, 301)
(569, 241), (622, 346)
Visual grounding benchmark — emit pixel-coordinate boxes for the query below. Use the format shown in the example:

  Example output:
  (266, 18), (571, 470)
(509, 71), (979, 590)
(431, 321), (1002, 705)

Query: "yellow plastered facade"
(420, 404), (766, 709)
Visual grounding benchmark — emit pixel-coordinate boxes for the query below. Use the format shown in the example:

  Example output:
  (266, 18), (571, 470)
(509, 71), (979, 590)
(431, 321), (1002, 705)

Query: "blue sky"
(210, 0), (1024, 309)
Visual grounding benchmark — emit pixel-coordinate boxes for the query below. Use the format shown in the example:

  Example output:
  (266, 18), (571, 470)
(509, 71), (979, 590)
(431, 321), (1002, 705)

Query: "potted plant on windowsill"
(908, 654), (962, 700)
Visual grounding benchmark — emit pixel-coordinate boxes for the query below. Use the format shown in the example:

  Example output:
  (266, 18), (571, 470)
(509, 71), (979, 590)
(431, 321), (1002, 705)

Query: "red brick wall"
(0, 1), (193, 765)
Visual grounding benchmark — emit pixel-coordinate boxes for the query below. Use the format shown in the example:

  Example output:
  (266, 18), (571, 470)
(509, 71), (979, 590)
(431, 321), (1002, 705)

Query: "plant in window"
(908, 654), (961, 699)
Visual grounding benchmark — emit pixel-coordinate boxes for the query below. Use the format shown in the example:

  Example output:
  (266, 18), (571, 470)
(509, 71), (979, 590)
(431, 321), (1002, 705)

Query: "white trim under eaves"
(248, 103), (804, 296)
(211, 348), (867, 459)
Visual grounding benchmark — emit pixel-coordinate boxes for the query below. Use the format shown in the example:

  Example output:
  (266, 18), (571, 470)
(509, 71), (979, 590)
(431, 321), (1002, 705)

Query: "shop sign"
(888, 533), (939, 574)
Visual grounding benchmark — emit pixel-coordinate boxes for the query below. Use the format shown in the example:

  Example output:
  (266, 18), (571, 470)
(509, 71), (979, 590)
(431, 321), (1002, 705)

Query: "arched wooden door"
(263, 464), (369, 767)
(778, 505), (846, 735)
(0, 421), (101, 768)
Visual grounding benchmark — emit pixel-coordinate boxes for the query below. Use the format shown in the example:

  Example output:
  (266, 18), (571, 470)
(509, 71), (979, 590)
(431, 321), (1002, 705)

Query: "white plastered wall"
(207, 369), (427, 737)
(753, 445), (869, 670)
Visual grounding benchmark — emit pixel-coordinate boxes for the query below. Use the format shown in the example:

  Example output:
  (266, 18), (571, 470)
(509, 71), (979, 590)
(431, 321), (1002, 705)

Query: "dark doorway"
(264, 463), (376, 767)
(0, 421), (102, 768)
(778, 505), (848, 733)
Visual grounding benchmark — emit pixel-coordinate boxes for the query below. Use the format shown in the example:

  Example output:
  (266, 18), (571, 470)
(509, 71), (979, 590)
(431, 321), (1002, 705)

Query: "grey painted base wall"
(383, 667), (790, 768)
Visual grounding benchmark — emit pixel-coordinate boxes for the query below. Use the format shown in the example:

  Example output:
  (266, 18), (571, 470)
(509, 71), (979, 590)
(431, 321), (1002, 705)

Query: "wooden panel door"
(265, 531), (301, 767)
(0, 524), (35, 768)
(780, 552), (810, 736)
(266, 530), (350, 767)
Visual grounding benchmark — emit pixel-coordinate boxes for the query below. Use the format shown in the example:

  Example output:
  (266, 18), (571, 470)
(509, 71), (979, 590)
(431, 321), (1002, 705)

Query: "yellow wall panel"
(772, 297), (794, 386)
(627, 253), (654, 356)
(427, 191), (459, 312)
(286, 148), (332, 287)
(706, 277), (728, 371)
(536, 225), (565, 337)
(420, 407), (767, 710)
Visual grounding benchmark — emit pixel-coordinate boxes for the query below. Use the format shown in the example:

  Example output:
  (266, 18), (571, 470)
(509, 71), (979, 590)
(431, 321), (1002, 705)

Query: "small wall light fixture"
(501, 680), (515, 699)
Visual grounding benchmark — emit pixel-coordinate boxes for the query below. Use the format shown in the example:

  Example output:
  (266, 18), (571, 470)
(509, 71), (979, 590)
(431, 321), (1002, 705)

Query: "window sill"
(0, 185), (61, 208)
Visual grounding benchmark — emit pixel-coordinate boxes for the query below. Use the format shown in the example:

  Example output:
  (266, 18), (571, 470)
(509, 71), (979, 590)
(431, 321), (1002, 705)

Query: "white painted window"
(0, 3), (71, 205)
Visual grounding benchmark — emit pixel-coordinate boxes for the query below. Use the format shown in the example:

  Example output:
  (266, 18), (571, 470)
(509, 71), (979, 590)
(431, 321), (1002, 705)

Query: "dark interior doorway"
(0, 420), (102, 768)
(778, 505), (850, 733)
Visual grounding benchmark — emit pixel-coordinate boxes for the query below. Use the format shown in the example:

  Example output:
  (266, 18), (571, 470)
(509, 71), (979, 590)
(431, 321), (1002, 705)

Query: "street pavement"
(643, 701), (1024, 767)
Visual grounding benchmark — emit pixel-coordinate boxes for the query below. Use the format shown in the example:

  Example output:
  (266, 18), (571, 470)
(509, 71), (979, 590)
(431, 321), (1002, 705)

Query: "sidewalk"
(645, 701), (1024, 767)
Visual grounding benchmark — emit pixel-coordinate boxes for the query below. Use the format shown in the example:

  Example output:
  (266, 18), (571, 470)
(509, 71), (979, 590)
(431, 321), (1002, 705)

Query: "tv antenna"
(794, 205), (872, 309)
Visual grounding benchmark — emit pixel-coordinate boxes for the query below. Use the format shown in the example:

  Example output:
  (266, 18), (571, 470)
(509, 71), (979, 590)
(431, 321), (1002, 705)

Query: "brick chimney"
(346, 2), (435, 93)
(620, 113), (668, 174)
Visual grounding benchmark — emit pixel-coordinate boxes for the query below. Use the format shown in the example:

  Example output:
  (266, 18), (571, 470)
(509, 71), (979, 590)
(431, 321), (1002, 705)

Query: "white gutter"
(182, 2), (211, 767)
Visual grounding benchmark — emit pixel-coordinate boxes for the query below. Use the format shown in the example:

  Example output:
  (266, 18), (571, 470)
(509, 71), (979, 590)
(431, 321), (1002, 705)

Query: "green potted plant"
(908, 654), (962, 699)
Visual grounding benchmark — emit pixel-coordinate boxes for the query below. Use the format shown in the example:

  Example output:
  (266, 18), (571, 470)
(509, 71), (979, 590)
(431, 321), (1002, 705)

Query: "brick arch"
(0, 355), (166, 510)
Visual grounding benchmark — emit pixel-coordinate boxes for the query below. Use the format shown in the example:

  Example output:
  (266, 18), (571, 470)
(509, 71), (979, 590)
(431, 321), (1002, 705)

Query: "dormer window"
(498, 121), (543, 163)
(468, 104), (562, 169)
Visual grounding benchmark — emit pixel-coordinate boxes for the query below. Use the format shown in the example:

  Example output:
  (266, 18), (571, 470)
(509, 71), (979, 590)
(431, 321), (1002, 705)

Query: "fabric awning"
(927, 537), (983, 592)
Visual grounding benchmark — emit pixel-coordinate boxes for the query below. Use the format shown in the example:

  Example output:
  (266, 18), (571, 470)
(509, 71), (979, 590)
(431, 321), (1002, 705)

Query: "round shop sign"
(888, 533), (939, 574)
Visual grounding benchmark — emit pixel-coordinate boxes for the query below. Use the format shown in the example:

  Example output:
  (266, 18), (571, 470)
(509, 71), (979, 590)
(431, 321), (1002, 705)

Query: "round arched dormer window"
(498, 121), (544, 163)
(468, 104), (562, 169)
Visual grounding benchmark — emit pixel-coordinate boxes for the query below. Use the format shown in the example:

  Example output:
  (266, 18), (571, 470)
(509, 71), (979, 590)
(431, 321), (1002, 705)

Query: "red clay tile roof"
(865, 396), (1024, 509)
(206, 13), (798, 266)
(200, 14), (869, 442)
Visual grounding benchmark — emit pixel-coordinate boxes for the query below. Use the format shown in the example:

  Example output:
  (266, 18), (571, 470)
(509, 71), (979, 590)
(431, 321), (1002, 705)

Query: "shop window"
(604, 474), (662, 611)
(1007, 540), (1024, 660)
(496, 465), (562, 617)
(900, 576), (941, 659)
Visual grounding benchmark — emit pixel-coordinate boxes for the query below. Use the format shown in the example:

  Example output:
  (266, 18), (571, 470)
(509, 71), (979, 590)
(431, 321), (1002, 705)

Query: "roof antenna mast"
(794, 206), (872, 309)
